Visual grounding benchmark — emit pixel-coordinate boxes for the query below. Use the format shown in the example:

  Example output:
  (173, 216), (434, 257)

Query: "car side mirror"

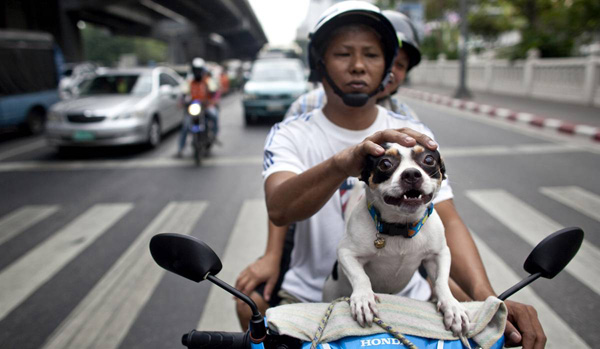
(159, 84), (173, 95)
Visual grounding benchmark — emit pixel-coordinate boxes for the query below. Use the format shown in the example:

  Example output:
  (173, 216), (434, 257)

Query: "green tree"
(379, 0), (599, 59)
(81, 23), (167, 66)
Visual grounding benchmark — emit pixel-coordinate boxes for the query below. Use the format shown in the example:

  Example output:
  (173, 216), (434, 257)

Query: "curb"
(399, 88), (600, 142)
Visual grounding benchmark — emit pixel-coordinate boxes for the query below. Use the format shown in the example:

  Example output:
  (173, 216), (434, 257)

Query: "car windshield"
(251, 62), (304, 82)
(79, 73), (152, 96)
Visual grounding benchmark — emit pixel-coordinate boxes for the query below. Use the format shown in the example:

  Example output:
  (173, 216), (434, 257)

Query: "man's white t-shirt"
(263, 105), (453, 303)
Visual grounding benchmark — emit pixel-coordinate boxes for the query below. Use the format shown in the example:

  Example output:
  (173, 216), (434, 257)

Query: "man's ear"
(360, 154), (379, 183)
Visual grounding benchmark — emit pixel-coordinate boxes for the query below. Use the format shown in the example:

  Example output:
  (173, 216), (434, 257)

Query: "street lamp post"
(454, 0), (472, 99)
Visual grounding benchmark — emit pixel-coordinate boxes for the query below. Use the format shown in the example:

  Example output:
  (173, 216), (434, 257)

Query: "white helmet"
(307, 1), (399, 107)
(192, 57), (205, 69)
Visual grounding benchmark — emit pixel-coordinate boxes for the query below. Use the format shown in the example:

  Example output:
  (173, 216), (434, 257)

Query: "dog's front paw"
(437, 297), (471, 336)
(350, 290), (379, 327)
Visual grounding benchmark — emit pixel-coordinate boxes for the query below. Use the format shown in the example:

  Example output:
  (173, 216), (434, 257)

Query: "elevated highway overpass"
(1, 0), (268, 63)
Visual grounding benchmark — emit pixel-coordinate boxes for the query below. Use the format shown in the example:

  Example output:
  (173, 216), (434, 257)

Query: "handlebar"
(182, 330), (250, 348)
(182, 330), (303, 349)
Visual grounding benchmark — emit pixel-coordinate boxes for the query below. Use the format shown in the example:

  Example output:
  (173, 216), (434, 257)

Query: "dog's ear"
(439, 155), (447, 180)
(360, 154), (379, 183)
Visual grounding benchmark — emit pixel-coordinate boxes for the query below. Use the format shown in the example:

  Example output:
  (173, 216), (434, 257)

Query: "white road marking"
(0, 205), (59, 246)
(441, 143), (582, 157)
(0, 156), (264, 172)
(402, 96), (600, 155)
(42, 201), (207, 349)
(197, 199), (268, 332)
(0, 139), (46, 161)
(0, 204), (133, 321)
(471, 232), (590, 348)
(0, 143), (588, 172)
(466, 189), (600, 295)
(540, 186), (600, 222)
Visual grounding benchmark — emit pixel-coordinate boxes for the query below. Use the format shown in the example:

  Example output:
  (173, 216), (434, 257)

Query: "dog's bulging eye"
(423, 155), (436, 166)
(377, 159), (394, 172)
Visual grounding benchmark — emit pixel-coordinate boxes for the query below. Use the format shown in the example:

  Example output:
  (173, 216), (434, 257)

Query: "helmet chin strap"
(319, 60), (389, 107)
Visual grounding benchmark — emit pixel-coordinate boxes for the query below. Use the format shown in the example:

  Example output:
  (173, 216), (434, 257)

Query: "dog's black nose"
(401, 168), (423, 184)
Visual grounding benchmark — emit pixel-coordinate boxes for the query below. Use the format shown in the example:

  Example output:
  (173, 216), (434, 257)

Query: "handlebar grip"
(182, 330), (250, 348)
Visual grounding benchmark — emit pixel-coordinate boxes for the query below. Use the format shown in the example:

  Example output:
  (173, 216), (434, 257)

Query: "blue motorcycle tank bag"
(300, 333), (504, 349)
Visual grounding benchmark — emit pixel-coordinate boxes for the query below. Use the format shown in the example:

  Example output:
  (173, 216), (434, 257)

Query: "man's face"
(381, 49), (409, 97)
(322, 26), (385, 96)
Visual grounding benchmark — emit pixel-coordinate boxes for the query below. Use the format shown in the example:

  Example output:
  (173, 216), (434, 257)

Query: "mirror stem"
(206, 274), (266, 343)
(498, 272), (542, 301)
(206, 274), (260, 316)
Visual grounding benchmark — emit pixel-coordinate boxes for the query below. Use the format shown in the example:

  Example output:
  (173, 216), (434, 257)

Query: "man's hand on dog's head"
(333, 128), (438, 179)
(370, 128), (437, 153)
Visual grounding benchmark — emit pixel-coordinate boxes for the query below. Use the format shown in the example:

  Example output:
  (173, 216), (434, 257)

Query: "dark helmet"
(382, 10), (421, 71)
(307, 1), (399, 107)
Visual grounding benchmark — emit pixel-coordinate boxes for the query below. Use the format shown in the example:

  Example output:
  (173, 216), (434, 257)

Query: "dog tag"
(374, 236), (386, 249)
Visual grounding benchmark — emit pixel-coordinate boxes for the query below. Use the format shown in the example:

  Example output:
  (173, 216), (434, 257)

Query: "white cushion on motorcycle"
(266, 294), (506, 349)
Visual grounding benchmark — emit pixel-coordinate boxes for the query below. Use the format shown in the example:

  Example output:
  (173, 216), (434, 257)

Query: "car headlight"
(47, 111), (63, 122)
(188, 103), (202, 116)
(114, 110), (145, 120)
(243, 92), (258, 100)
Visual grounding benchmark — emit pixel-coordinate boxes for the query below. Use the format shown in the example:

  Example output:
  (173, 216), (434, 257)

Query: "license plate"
(72, 130), (95, 141)
(266, 102), (284, 111)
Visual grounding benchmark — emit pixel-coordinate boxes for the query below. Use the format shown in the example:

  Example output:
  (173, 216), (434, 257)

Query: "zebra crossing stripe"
(471, 232), (590, 348)
(540, 186), (600, 222)
(0, 205), (59, 246)
(0, 204), (132, 321)
(466, 189), (600, 296)
(42, 201), (207, 349)
(197, 199), (268, 332)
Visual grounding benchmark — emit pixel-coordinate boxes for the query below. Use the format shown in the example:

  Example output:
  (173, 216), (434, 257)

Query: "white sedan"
(46, 66), (184, 149)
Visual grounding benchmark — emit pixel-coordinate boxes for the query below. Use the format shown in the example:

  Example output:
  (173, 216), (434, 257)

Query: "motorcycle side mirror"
(149, 234), (267, 342)
(149, 233), (222, 283)
(523, 226), (583, 278)
(498, 226), (584, 300)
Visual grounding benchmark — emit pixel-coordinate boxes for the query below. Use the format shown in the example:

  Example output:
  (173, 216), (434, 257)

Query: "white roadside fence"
(410, 54), (600, 107)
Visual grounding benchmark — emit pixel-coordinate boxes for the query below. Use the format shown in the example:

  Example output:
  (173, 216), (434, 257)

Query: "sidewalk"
(398, 83), (600, 142)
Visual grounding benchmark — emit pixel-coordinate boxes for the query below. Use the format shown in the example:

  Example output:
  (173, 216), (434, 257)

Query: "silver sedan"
(46, 66), (184, 149)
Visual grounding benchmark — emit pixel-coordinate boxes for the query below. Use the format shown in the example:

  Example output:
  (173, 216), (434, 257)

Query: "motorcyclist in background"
(176, 57), (220, 158)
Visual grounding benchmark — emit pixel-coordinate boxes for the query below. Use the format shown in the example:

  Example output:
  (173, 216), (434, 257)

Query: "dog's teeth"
(418, 194), (422, 199)
(403, 195), (408, 199)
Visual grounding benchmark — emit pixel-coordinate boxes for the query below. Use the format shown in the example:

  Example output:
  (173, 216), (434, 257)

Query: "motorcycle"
(149, 226), (583, 349)
(186, 100), (216, 166)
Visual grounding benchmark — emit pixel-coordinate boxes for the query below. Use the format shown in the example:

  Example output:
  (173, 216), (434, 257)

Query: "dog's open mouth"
(384, 189), (433, 207)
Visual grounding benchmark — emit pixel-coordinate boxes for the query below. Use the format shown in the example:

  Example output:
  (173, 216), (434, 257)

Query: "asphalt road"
(0, 92), (598, 348)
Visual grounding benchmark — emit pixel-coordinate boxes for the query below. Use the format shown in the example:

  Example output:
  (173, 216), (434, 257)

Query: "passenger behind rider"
(176, 58), (220, 158)
(236, 2), (545, 348)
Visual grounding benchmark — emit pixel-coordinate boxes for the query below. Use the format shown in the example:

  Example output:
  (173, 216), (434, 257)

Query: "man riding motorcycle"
(176, 58), (220, 158)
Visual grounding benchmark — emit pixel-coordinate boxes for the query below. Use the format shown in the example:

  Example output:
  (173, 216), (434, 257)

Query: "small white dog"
(322, 143), (470, 336)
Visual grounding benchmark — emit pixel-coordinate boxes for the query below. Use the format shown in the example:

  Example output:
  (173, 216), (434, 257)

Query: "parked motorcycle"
(149, 227), (583, 349)
(186, 100), (216, 166)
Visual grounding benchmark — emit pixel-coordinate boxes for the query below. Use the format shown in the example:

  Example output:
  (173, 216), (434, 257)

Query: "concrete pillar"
(484, 60), (493, 92)
(583, 55), (599, 105)
(57, 2), (83, 62)
(523, 48), (539, 96)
